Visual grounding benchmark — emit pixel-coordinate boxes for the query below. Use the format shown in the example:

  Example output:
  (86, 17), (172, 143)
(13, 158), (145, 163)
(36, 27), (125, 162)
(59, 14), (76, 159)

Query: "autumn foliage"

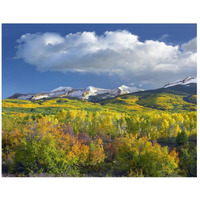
(2, 95), (197, 177)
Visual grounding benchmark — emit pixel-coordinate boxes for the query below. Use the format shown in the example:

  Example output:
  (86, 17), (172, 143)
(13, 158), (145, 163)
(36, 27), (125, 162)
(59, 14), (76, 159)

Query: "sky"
(2, 24), (197, 99)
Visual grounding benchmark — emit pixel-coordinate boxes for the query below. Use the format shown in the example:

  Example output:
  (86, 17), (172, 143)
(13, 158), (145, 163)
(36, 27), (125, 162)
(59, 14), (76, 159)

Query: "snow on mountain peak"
(164, 76), (197, 88)
(51, 86), (73, 93)
(118, 85), (143, 95)
(85, 86), (97, 92)
(118, 85), (129, 90)
(182, 76), (197, 84)
(8, 84), (144, 101)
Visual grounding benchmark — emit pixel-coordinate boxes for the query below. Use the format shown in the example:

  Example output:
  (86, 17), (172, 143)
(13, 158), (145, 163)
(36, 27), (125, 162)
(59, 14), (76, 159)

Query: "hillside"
(2, 83), (197, 115)
(92, 83), (197, 112)
(2, 82), (197, 177)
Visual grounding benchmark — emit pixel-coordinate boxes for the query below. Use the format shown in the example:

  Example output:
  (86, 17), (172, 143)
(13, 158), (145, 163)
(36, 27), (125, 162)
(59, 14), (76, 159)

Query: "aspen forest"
(2, 88), (197, 177)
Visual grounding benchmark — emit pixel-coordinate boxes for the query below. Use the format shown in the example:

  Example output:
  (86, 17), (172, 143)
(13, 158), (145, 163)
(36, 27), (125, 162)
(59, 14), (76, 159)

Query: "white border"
(0, 0), (199, 200)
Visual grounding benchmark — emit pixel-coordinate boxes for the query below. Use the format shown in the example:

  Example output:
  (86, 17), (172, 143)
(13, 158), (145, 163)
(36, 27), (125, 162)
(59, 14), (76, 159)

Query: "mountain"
(99, 78), (197, 112)
(7, 76), (197, 102)
(8, 85), (143, 101)
(3, 77), (197, 116)
(164, 76), (197, 88)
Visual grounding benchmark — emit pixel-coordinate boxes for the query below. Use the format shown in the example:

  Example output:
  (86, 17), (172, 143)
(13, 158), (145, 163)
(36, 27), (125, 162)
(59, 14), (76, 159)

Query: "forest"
(2, 88), (197, 177)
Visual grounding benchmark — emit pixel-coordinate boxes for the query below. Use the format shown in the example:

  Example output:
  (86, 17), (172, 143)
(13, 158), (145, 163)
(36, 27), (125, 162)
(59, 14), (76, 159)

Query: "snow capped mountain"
(8, 85), (143, 101)
(82, 85), (143, 100)
(8, 76), (197, 101)
(68, 89), (85, 98)
(164, 77), (197, 88)
(83, 86), (109, 99)
(9, 93), (35, 100)
(118, 85), (143, 95)
(49, 87), (73, 97)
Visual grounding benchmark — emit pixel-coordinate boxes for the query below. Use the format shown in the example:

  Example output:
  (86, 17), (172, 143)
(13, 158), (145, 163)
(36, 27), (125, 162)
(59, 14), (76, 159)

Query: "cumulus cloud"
(16, 30), (197, 88)
(181, 37), (197, 53)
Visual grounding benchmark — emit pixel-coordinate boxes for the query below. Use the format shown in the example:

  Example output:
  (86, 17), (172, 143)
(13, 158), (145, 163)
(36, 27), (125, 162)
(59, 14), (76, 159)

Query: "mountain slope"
(6, 76), (197, 113)
(100, 83), (197, 112)
(3, 82), (197, 116)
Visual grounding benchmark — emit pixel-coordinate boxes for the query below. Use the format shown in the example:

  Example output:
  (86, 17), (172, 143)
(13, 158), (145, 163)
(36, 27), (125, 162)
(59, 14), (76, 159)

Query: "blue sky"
(2, 24), (197, 99)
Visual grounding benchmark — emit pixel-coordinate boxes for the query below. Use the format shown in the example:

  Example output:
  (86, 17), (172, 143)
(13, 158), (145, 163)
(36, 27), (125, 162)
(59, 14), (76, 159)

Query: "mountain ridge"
(8, 76), (197, 101)
(8, 85), (144, 101)
(163, 76), (197, 88)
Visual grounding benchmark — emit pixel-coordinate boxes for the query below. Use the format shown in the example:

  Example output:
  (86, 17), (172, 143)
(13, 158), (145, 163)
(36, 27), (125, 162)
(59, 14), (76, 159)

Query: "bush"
(13, 134), (69, 175)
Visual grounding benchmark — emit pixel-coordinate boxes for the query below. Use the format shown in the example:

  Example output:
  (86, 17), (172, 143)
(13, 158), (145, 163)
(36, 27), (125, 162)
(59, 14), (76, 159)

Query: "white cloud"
(16, 30), (197, 88)
(181, 37), (197, 52)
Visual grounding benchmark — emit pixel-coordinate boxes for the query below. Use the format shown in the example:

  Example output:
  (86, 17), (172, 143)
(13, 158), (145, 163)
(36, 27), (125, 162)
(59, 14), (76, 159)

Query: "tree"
(13, 133), (67, 175)
(179, 146), (197, 177)
(176, 131), (188, 146)
(114, 134), (179, 177)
